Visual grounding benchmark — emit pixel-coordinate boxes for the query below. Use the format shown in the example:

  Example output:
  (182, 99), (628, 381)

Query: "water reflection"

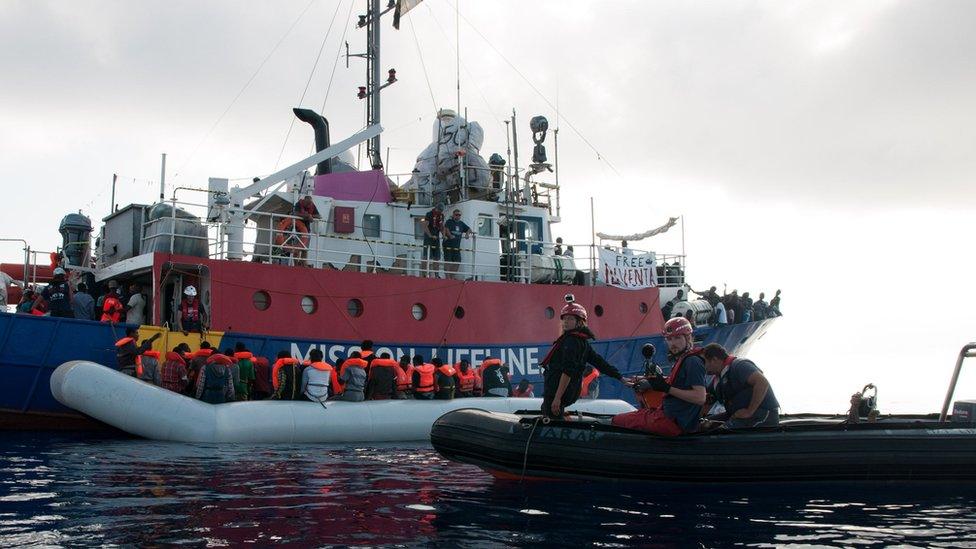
(0, 433), (973, 547)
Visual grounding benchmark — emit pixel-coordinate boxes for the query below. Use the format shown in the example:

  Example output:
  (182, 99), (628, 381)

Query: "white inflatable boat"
(50, 361), (636, 443)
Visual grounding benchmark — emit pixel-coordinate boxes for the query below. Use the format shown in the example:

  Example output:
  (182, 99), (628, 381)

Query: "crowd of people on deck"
(115, 336), (553, 405)
(661, 286), (783, 327)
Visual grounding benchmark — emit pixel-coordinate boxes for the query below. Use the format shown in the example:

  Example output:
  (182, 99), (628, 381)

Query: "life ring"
(274, 218), (310, 249)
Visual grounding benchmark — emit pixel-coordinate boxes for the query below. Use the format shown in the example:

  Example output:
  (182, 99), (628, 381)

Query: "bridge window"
(363, 214), (380, 238)
(477, 215), (493, 237)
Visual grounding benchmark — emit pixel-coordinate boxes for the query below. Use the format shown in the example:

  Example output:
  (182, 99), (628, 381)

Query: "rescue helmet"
(184, 285), (197, 297)
(663, 317), (693, 339)
(560, 302), (587, 322)
(53, 267), (66, 277)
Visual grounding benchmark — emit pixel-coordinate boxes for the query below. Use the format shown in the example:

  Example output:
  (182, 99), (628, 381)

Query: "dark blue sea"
(1, 433), (974, 547)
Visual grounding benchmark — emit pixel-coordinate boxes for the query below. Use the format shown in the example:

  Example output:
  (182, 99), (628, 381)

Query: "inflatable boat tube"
(50, 361), (635, 443)
(431, 409), (976, 482)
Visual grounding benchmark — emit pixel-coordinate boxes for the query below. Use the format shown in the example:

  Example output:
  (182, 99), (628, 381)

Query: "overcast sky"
(2, 0), (974, 410)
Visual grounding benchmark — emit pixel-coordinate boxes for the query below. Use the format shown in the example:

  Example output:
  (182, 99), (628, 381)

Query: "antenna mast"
(352, 0), (398, 170)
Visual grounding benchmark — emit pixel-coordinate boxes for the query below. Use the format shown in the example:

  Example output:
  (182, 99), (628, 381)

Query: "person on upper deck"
(443, 209), (471, 280)
(125, 282), (147, 325)
(769, 289), (783, 316)
(296, 195), (320, 227)
(691, 286), (721, 307)
(621, 240), (633, 256)
(702, 343), (779, 428)
(540, 298), (624, 418)
(752, 292), (768, 321)
(661, 289), (684, 321)
(71, 283), (95, 320)
(611, 317), (706, 436)
(100, 284), (123, 323)
(43, 268), (73, 318)
(179, 285), (207, 333)
(554, 237), (563, 256)
(421, 203), (445, 278)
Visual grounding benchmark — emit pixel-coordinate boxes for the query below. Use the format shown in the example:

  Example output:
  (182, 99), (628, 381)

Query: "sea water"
(1, 433), (974, 547)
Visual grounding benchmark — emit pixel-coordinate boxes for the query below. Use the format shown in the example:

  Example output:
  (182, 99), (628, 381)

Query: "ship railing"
(384, 168), (548, 211)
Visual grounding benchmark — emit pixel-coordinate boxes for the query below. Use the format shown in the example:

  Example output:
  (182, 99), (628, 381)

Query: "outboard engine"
(58, 212), (92, 267)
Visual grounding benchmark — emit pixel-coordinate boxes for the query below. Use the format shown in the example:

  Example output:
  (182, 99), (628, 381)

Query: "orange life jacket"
(414, 363), (436, 392)
(233, 351), (254, 361)
(437, 364), (456, 377)
(456, 367), (476, 393)
(271, 357), (300, 390)
(512, 383), (534, 398)
(101, 295), (123, 322)
(207, 353), (234, 366)
(192, 348), (214, 360)
(338, 357), (368, 392)
(307, 360), (341, 395)
(114, 337), (135, 348)
(396, 363), (414, 391)
(640, 347), (703, 409)
(139, 349), (161, 378)
(581, 368), (601, 398)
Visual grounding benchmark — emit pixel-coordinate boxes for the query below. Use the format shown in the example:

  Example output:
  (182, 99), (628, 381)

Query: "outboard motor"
(293, 108), (332, 175)
(58, 212), (92, 268)
(530, 115), (548, 164)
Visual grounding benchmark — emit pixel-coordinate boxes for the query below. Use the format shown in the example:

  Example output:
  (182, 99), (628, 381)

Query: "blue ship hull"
(0, 312), (775, 428)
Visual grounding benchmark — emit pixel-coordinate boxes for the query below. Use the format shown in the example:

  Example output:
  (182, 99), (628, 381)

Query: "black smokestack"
(293, 108), (332, 175)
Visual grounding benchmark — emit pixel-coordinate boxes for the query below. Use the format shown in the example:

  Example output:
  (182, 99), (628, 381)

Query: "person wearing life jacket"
(512, 379), (535, 398)
(42, 268), (73, 318)
(221, 347), (243, 400)
(334, 351), (368, 402)
(252, 355), (272, 400)
(611, 317), (707, 436)
(138, 349), (163, 386)
(271, 350), (305, 400)
(412, 355), (436, 400)
(184, 342), (215, 396)
(540, 298), (624, 419)
(358, 339), (376, 367)
(302, 348), (340, 403)
(232, 342), (257, 401)
(365, 352), (398, 400)
(580, 365), (601, 400)
(115, 327), (161, 377)
(433, 358), (456, 400)
(471, 363), (484, 397)
(701, 343), (780, 428)
(179, 285), (208, 333)
(454, 360), (476, 398)
(194, 353), (236, 404)
(394, 355), (414, 399)
(480, 358), (512, 397)
(100, 287), (124, 323)
(159, 346), (190, 394)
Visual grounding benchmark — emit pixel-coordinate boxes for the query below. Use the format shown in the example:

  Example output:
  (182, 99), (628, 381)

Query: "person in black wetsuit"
(539, 297), (625, 419)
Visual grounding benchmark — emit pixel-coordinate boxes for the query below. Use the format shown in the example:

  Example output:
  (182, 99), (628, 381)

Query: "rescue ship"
(0, 1), (776, 429)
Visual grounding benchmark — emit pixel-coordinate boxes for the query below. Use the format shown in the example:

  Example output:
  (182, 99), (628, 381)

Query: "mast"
(354, 0), (397, 170)
(368, 0), (382, 169)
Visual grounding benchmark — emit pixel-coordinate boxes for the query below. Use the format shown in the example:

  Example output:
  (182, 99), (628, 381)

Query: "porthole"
(544, 307), (555, 319)
(347, 298), (364, 318)
(252, 290), (271, 311)
(639, 302), (648, 314)
(301, 296), (318, 314)
(454, 306), (465, 319)
(412, 303), (427, 321)
(594, 305), (604, 317)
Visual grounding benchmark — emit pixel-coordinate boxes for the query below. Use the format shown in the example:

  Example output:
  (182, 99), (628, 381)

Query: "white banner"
(599, 248), (657, 290)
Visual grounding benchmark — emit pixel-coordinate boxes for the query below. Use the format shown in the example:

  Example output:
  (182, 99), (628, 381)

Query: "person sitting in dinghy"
(701, 343), (780, 428)
(612, 317), (706, 436)
(540, 296), (625, 419)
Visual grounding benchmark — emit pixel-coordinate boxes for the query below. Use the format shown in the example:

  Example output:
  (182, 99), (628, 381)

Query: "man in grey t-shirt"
(125, 283), (146, 325)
